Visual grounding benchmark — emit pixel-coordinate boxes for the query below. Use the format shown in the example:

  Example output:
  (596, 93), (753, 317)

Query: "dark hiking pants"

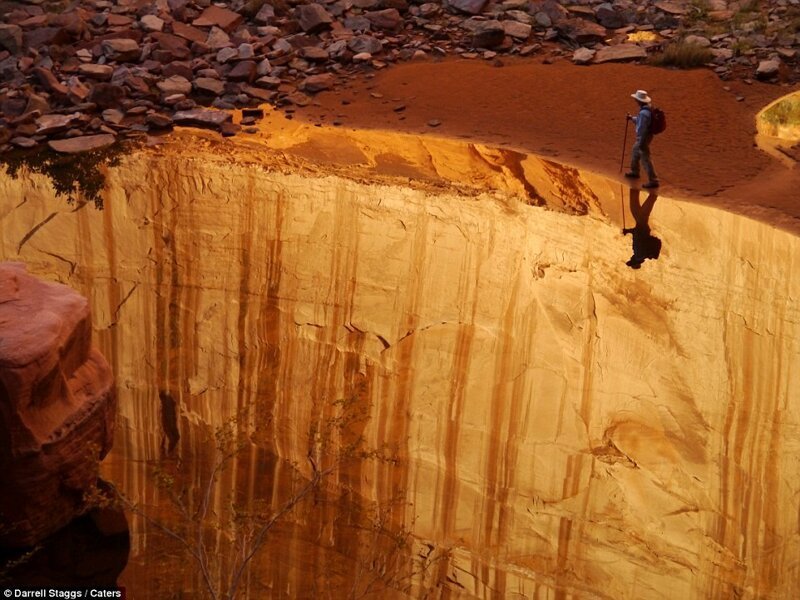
(630, 138), (657, 182)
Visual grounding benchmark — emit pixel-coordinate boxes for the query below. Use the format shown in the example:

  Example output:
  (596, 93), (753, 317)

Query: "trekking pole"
(619, 116), (629, 173)
(620, 183), (626, 232)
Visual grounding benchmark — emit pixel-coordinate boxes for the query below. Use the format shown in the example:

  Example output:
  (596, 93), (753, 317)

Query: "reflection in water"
(2, 121), (800, 599)
(623, 188), (661, 269)
(1, 503), (129, 587)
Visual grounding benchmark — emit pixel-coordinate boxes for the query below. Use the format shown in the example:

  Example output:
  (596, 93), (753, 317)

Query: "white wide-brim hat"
(631, 90), (652, 103)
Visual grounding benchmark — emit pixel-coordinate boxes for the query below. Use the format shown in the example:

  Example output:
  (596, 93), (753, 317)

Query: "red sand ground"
(297, 59), (800, 232)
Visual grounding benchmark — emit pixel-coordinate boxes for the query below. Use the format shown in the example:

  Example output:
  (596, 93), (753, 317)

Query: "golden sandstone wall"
(1, 127), (799, 598)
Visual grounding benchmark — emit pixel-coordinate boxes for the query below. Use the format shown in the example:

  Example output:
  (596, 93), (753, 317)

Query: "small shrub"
(685, 0), (710, 25)
(761, 96), (800, 128)
(739, 0), (761, 13)
(731, 39), (753, 57)
(649, 41), (714, 69)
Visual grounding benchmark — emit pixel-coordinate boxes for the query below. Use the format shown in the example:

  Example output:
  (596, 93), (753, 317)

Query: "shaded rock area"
(0, 501), (129, 587)
(0, 262), (116, 549)
(0, 0), (798, 152)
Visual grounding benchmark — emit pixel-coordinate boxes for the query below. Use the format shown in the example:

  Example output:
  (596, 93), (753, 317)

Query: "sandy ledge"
(285, 59), (800, 234)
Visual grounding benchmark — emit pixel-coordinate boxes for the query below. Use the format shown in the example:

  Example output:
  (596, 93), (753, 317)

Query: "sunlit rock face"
(1, 122), (799, 598)
(0, 262), (116, 548)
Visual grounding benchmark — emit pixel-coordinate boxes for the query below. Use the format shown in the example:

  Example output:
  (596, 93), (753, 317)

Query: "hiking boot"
(624, 171), (640, 179)
(626, 259), (643, 269)
(643, 180), (660, 189)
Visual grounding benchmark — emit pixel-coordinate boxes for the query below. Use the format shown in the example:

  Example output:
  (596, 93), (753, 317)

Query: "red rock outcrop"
(0, 262), (115, 548)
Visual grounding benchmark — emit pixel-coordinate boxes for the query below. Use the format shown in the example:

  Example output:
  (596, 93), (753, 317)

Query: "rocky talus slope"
(0, 0), (798, 152)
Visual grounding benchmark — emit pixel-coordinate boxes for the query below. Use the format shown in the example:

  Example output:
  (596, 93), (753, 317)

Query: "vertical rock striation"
(0, 129), (799, 597)
(0, 262), (116, 548)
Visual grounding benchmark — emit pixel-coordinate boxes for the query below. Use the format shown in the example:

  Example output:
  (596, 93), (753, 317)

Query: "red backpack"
(650, 107), (666, 135)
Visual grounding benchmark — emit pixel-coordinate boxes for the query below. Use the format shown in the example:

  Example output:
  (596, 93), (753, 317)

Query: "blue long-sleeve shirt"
(634, 106), (652, 140)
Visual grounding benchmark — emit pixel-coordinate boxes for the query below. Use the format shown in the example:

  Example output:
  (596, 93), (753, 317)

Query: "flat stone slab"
(48, 134), (116, 154)
(172, 109), (232, 129)
(594, 44), (648, 63)
(78, 63), (114, 80)
(192, 6), (244, 32)
(654, 1), (686, 15)
(572, 47), (596, 65)
(36, 113), (80, 135)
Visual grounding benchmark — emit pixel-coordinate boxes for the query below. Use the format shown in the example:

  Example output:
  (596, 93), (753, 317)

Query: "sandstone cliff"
(0, 123), (798, 598)
(0, 262), (116, 548)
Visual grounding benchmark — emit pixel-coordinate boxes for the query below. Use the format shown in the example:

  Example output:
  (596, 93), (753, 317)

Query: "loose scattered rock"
(147, 113), (174, 129)
(10, 137), (37, 148)
(0, 24), (23, 55)
(33, 67), (69, 98)
(141, 15), (165, 33)
(228, 61), (257, 83)
(472, 21), (505, 50)
(172, 109), (232, 129)
(194, 77), (225, 95)
(300, 74), (336, 94)
(48, 134), (116, 153)
(756, 58), (781, 79)
(157, 75), (192, 96)
(349, 35), (383, 55)
(559, 19), (607, 45)
(450, 0), (488, 16)
(594, 44), (648, 64)
(684, 35), (712, 48)
(655, 2), (686, 15)
(296, 4), (334, 34)
(572, 47), (596, 65)
(193, 6), (244, 33)
(36, 114), (80, 135)
(366, 9), (403, 32)
(504, 21), (532, 41)
(78, 64), (114, 81)
(0, 0), (796, 153)
(101, 39), (141, 62)
(301, 46), (330, 62)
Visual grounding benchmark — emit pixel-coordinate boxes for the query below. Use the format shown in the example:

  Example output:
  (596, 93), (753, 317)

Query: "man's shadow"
(623, 188), (661, 269)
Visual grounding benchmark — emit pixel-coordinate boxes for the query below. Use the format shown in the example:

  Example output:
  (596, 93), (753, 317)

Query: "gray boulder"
(594, 4), (625, 29)
(295, 4), (334, 34)
(300, 73), (336, 93)
(194, 77), (225, 95)
(348, 35), (383, 55)
(0, 24), (23, 55)
(102, 39), (141, 62)
(572, 47), (596, 65)
(503, 21), (532, 40)
(472, 21), (505, 49)
(365, 9), (402, 31)
(449, 0), (488, 16)
(756, 58), (780, 79)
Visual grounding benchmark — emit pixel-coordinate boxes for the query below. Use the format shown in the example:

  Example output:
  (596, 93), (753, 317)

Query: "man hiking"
(625, 90), (659, 189)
